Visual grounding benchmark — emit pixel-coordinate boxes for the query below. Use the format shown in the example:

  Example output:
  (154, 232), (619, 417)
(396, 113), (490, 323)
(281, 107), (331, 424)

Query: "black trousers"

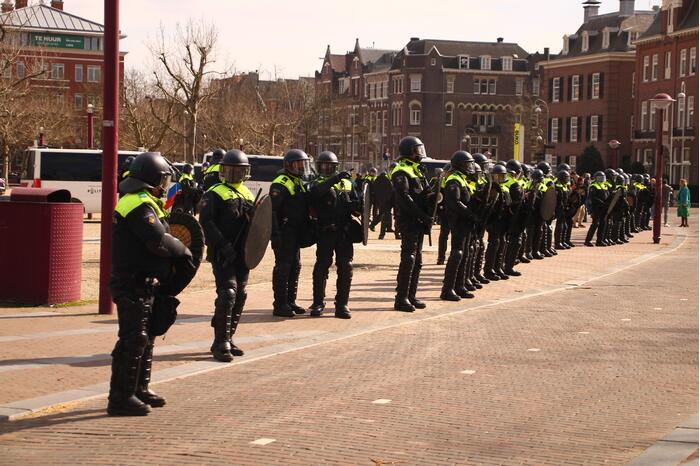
(212, 259), (249, 340)
(395, 225), (424, 300)
(585, 212), (606, 244)
(442, 226), (470, 293)
(272, 228), (302, 310)
(312, 227), (354, 307)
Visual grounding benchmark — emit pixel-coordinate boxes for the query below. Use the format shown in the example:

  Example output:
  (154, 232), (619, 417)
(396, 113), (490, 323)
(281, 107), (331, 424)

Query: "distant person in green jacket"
(677, 179), (690, 227)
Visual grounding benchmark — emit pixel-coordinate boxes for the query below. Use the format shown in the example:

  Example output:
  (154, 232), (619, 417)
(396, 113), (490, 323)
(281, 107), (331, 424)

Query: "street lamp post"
(607, 139), (621, 169)
(651, 93), (675, 244)
(38, 127), (44, 147)
(678, 88), (687, 183)
(86, 103), (94, 149)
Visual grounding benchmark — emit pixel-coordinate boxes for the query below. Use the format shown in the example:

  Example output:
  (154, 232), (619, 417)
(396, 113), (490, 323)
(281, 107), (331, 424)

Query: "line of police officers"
(108, 137), (654, 416)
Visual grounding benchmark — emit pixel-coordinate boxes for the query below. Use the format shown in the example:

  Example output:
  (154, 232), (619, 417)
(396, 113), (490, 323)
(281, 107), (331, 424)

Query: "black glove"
(218, 242), (237, 268)
(338, 171), (352, 181)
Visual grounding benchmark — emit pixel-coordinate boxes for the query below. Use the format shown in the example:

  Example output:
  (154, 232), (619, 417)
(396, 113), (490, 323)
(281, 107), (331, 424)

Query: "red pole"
(87, 108), (94, 150)
(653, 109), (664, 244)
(98, 0), (119, 315)
(38, 128), (44, 147)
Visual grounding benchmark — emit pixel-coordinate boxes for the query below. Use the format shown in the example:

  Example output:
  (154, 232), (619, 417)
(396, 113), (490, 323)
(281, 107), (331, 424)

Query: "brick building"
(631, 0), (697, 193)
(316, 37), (543, 168)
(0, 0), (125, 148)
(541, 0), (655, 169)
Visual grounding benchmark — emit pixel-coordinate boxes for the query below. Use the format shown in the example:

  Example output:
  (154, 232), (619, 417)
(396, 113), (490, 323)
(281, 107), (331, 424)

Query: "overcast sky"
(63, 0), (661, 79)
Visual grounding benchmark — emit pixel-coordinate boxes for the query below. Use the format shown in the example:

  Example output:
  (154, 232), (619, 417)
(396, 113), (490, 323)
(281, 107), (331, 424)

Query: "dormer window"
(562, 35), (570, 55)
(458, 55), (470, 69)
(480, 56), (491, 70)
(582, 31), (589, 52)
(667, 7), (674, 33)
(502, 56), (513, 71)
(602, 30), (610, 49)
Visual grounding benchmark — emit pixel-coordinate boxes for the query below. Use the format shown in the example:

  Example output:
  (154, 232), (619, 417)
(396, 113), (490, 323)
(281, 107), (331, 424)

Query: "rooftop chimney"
(1, 1), (13, 13)
(619, 0), (634, 16)
(583, 0), (601, 22)
(15, 0), (26, 8)
(544, 47), (550, 60)
(409, 37), (420, 42)
(50, 0), (63, 10)
(497, 37), (504, 43)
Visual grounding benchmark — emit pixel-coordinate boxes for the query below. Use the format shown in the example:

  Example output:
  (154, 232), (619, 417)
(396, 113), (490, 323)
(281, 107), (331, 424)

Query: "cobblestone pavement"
(0, 221), (696, 465)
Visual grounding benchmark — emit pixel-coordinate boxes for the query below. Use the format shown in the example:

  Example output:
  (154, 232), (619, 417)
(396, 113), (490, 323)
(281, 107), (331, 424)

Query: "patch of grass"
(51, 299), (98, 308)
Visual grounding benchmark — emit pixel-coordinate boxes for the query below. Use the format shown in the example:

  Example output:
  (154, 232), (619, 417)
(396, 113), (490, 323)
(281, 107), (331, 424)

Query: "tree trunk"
(190, 111), (198, 164)
(2, 142), (9, 184)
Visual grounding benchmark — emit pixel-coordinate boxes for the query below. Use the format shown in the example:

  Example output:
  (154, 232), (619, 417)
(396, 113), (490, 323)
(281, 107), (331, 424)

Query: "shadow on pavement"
(0, 408), (108, 436)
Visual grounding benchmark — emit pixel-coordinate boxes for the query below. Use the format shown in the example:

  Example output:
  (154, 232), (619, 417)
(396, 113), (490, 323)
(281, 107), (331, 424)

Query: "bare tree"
(149, 19), (229, 163)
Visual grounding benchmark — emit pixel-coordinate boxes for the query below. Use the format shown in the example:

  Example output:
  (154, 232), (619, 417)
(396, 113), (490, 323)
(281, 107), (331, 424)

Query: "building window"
(642, 149), (653, 170)
(446, 76), (455, 94)
(84, 36), (101, 51)
(651, 54), (658, 81)
(393, 76), (404, 94)
(16, 61), (25, 79)
(502, 56), (512, 71)
(74, 94), (83, 111)
(409, 102), (421, 125)
(52, 63), (65, 80)
(582, 32), (589, 52)
(364, 82), (369, 98)
(480, 56), (491, 70)
(591, 73), (601, 99)
(410, 74), (421, 92)
(562, 35), (569, 55)
(515, 79), (523, 96)
(650, 101), (657, 130)
(430, 58), (436, 66)
(678, 96), (686, 129)
(533, 77), (540, 96)
(680, 49), (687, 76)
(688, 96), (695, 128)
(75, 64), (83, 82)
(473, 79), (496, 95)
(2, 63), (10, 79)
(668, 7), (675, 33)
(643, 56), (650, 81)
(87, 65), (101, 83)
(591, 115), (599, 142)
(445, 103), (454, 126)
(488, 80), (496, 95)
(553, 77), (560, 102)
(382, 110), (387, 135)
(641, 101), (648, 130)
(353, 78), (359, 96)
(691, 47), (697, 75)
(602, 30), (610, 49)
(664, 51), (672, 79)
(572, 75), (580, 101)
(20, 32), (30, 46)
(458, 55), (470, 69)
(570, 117), (578, 142)
(551, 118), (559, 143)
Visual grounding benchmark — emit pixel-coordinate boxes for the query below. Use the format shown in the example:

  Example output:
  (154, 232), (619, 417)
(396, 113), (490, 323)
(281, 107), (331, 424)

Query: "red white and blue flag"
(164, 182), (181, 210)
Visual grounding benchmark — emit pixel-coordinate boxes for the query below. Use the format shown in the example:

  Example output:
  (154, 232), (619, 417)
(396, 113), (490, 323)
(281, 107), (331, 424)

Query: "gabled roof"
(562, 10), (655, 57)
(358, 48), (396, 65)
(0, 4), (104, 34)
(679, 0), (698, 29)
(405, 38), (529, 59)
(328, 54), (346, 72)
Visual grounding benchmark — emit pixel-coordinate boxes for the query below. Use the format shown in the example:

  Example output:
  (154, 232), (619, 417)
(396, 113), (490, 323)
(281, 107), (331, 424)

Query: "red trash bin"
(0, 188), (83, 305)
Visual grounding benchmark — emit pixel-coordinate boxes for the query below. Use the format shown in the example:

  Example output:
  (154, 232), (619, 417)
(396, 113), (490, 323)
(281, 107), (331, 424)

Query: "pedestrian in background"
(677, 179), (690, 227)
(662, 178), (673, 227)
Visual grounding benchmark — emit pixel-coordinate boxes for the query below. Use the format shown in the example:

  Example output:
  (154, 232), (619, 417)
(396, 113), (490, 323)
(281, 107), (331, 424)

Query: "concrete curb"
(627, 414), (698, 466)
(0, 230), (689, 423)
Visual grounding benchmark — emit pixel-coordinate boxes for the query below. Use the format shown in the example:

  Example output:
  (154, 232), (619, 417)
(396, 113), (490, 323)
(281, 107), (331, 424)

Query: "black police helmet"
(536, 161), (551, 175)
(211, 148), (226, 163)
(398, 136), (426, 159)
(183, 163), (193, 174)
(221, 149), (250, 184)
(491, 164), (507, 175)
(604, 168), (616, 178)
(119, 152), (172, 194)
(522, 164), (533, 176)
(122, 155), (135, 171)
(495, 160), (506, 167)
(557, 170), (570, 183)
(531, 169), (544, 182)
(557, 163), (571, 173)
(506, 159), (522, 174)
(632, 174), (643, 183)
(473, 153), (489, 166)
(316, 150), (339, 176)
(284, 149), (311, 177)
(450, 151), (475, 174)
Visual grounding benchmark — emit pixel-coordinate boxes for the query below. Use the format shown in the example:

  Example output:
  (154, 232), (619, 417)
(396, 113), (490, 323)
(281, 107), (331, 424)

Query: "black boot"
(287, 262), (306, 314)
(408, 252), (426, 309)
(229, 291), (246, 357)
(441, 249), (462, 301)
(483, 240), (500, 281)
(135, 338), (166, 407)
(272, 263), (294, 317)
(395, 250), (415, 312)
(108, 351), (151, 416)
(334, 262), (353, 319)
(310, 266), (327, 317)
(210, 295), (233, 363)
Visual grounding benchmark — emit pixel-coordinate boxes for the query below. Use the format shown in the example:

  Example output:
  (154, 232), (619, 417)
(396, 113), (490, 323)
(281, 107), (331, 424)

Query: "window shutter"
(598, 114), (603, 140)
(586, 115), (591, 141)
(577, 116), (582, 142)
(568, 76), (572, 101)
(587, 74), (592, 99)
(549, 78), (553, 102)
(548, 117), (552, 142)
(599, 73), (605, 98)
(566, 117), (571, 142)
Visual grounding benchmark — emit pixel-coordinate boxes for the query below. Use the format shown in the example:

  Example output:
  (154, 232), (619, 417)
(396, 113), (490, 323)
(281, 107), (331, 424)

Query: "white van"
(17, 148), (142, 214)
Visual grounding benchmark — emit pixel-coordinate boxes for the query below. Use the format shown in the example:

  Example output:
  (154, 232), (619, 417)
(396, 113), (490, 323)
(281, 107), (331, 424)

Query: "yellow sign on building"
(513, 123), (521, 161)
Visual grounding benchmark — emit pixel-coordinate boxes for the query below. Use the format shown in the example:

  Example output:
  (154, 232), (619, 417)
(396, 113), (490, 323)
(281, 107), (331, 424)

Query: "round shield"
(607, 188), (623, 216)
(168, 211), (205, 267)
(540, 186), (557, 222)
(362, 183), (371, 246)
(243, 194), (272, 270)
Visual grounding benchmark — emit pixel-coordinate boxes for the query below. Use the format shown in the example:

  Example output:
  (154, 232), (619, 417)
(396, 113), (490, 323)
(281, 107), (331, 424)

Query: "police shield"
(362, 183), (371, 245)
(243, 194), (272, 270)
(539, 186), (557, 221)
(607, 188), (623, 217)
(169, 212), (205, 267)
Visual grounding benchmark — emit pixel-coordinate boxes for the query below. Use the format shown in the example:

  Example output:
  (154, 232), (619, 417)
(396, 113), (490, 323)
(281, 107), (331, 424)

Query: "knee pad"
(215, 287), (236, 309)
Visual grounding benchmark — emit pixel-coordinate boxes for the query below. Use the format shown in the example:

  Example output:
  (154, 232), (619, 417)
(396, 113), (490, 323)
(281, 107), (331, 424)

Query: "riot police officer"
(202, 148), (226, 191)
(392, 136), (432, 312)
(524, 168), (548, 260)
(554, 170), (571, 249)
(199, 150), (255, 362)
(483, 164), (511, 281)
(109, 152), (193, 416)
(470, 153), (491, 285)
(440, 151), (478, 301)
(117, 156), (135, 198)
(585, 171), (610, 246)
(536, 161), (556, 257)
(503, 159), (526, 276)
(173, 163), (199, 215)
(308, 151), (357, 319)
(270, 149), (312, 317)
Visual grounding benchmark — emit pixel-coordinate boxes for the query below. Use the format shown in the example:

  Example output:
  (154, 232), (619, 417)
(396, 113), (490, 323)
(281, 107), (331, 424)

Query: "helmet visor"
(492, 173), (506, 183)
(595, 174), (606, 183)
(316, 161), (338, 177)
(221, 165), (250, 184)
(286, 159), (312, 179)
(415, 144), (427, 159)
(156, 172), (172, 197)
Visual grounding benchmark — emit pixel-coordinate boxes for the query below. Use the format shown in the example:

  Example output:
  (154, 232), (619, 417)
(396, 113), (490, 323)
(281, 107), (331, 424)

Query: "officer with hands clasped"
(391, 136), (433, 312)
(199, 149), (256, 362)
(308, 151), (359, 319)
(270, 149), (313, 318)
(108, 152), (193, 416)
